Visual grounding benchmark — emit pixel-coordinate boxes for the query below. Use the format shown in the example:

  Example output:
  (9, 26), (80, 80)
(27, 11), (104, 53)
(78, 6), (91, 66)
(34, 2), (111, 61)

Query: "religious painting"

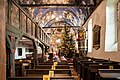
(93, 25), (101, 50)
(21, 12), (26, 32)
(11, 2), (19, 28)
(27, 18), (32, 34)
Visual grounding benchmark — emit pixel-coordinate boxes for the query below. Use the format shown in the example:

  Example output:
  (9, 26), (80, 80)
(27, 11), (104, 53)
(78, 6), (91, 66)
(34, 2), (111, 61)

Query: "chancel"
(1, 0), (120, 80)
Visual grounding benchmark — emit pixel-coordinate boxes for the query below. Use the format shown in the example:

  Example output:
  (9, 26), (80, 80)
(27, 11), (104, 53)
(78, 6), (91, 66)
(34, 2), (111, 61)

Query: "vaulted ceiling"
(18, 0), (102, 52)
(19, 0), (102, 36)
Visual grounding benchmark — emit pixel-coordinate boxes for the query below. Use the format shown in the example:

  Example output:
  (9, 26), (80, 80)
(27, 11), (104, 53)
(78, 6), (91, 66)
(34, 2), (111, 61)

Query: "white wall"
(88, 19), (93, 52)
(15, 46), (43, 59)
(82, 0), (120, 62)
(15, 47), (33, 59)
(37, 46), (42, 54)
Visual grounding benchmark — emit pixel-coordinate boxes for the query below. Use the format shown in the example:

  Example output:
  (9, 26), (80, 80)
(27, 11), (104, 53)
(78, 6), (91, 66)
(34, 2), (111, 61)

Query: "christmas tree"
(59, 26), (75, 58)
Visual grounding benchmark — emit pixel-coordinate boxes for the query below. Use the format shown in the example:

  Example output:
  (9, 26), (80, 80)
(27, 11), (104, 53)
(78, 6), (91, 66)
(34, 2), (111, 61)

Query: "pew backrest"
(89, 64), (120, 72)
(25, 69), (72, 76)
(8, 76), (75, 80)
(98, 69), (120, 79)
(35, 65), (70, 69)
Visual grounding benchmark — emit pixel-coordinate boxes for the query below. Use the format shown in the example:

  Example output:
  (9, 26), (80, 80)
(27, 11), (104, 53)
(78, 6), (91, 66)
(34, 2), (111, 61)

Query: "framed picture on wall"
(93, 25), (101, 50)
(18, 48), (22, 56)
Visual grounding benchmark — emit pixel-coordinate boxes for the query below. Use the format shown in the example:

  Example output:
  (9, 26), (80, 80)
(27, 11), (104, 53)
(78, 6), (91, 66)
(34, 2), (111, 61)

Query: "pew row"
(25, 69), (72, 76)
(73, 57), (120, 80)
(98, 69), (120, 80)
(39, 62), (68, 65)
(8, 76), (75, 80)
(35, 65), (70, 69)
(88, 64), (120, 80)
(81, 61), (119, 80)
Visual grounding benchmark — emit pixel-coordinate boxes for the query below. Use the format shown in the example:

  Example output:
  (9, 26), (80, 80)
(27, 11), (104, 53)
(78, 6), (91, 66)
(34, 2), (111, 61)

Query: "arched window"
(88, 19), (93, 52)
(105, 0), (118, 51)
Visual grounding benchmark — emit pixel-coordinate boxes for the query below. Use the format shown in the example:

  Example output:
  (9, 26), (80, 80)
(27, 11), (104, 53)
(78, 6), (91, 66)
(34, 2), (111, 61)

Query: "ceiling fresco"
(18, 0), (102, 37)
(20, 0), (95, 5)
(18, 0), (102, 52)
(19, 0), (102, 28)
(19, 0), (102, 40)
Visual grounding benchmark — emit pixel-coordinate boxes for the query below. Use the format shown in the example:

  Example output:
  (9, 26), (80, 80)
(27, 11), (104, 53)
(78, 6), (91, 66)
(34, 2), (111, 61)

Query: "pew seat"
(39, 62), (68, 65)
(35, 65), (70, 69)
(25, 69), (72, 76)
(8, 76), (75, 80)
(26, 74), (70, 77)
(98, 69), (120, 80)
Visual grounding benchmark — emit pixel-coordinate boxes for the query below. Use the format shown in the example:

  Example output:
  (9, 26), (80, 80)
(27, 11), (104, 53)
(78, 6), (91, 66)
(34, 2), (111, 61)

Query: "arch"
(47, 21), (72, 27)
(88, 18), (93, 52)
(35, 8), (80, 26)
(40, 8), (79, 20)
(44, 18), (75, 27)
(105, 0), (119, 51)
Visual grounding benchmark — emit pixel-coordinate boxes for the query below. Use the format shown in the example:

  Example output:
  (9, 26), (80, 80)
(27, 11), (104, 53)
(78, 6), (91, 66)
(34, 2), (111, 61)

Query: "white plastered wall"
(82, 0), (120, 62)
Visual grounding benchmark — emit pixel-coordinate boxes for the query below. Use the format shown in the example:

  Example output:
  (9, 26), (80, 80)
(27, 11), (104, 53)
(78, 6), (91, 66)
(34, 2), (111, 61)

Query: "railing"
(7, 0), (50, 45)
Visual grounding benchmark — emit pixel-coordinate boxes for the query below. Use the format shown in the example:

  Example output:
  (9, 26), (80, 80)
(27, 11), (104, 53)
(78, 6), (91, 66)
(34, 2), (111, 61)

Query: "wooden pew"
(73, 58), (93, 77)
(75, 58), (109, 77)
(88, 63), (120, 80)
(39, 62), (68, 65)
(80, 61), (118, 80)
(15, 62), (23, 76)
(98, 69), (120, 80)
(25, 69), (72, 76)
(15, 62), (34, 76)
(35, 65), (70, 69)
(8, 76), (75, 80)
(73, 57), (80, 72)
(73, 57), (92, 71)
(73, 57), (118, 80)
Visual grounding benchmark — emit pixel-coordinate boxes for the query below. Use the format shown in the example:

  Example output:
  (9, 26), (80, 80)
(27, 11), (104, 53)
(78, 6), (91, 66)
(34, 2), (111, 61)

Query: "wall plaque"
(93, 25), (101, 50)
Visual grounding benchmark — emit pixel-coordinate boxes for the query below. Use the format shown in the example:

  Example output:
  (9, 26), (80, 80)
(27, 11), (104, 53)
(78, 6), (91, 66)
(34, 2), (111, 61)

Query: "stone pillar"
(0, 0), (6, 80)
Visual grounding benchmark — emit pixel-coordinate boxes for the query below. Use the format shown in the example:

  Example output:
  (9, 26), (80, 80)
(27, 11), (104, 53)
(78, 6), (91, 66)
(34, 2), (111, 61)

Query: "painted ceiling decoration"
(34, 8), (81, 27)
(20, 0), (95, 5)
(18, 0), (102, 52)
(19, 0), (102, 37)
(44, 18), (76, 27)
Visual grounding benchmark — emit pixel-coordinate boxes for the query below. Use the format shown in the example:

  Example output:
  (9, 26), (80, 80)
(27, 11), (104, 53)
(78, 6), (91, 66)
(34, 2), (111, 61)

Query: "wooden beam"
(42, 26), (80, 28)
(19, 3), (95, 7)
